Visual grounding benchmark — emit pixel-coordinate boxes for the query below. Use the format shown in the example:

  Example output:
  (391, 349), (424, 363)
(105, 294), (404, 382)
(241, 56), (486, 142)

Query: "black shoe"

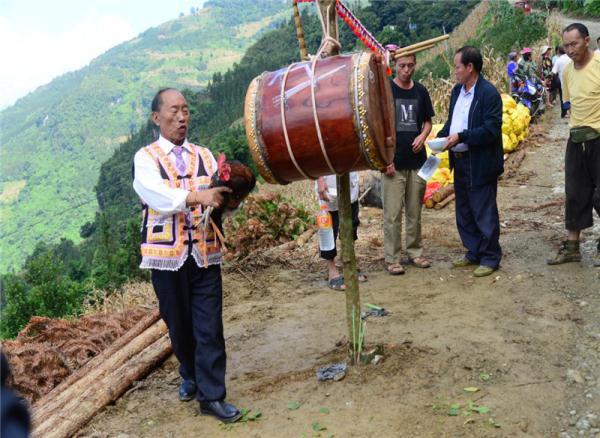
(199, 400), (242, 424)
(178, 380), (197, 402)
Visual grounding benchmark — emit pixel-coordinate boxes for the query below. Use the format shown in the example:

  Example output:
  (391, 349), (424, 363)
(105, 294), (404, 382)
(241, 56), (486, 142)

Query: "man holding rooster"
(133, 88), (254, 423)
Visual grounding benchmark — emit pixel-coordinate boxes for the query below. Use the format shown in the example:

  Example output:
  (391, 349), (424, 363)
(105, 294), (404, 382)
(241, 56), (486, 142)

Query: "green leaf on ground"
(312, 422), (327, 431)
(448, 403), (461, 416)
(320, 407), (330, 414)
(288, 401), (301, 410)
(468, 401), (490, 414)
(479, 373), (491, 381)
(365, 303), (382, 310)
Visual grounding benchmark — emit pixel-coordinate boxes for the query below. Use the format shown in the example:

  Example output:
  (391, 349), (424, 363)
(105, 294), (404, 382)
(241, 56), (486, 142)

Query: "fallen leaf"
(287, 401), (301, 410)
(479, 373), (491, 381)
(448, 403), (460, 416)
(463, 387), (480, 393)
(312, 422), (327, 432)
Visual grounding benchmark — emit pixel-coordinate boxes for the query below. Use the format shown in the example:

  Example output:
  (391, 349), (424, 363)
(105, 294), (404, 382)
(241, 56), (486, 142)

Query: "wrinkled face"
(563, 29), (590, 64)
(152, 90), (189, 145)
(395, 55), (416, 83)
(453, 52), (473, 85)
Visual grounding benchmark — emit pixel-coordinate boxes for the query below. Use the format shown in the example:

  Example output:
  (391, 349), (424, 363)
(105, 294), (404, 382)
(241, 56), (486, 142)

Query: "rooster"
(200, 153), (256, 232)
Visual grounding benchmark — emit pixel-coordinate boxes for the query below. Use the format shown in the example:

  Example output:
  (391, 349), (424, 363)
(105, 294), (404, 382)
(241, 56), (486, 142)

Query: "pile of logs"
(31, 310), (171, 438)
(425, 184), (455, 209)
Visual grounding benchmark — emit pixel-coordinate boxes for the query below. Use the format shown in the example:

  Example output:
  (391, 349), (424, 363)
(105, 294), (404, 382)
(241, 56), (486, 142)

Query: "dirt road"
(82, 107), (599, 437)
(556, 13), (600, 40)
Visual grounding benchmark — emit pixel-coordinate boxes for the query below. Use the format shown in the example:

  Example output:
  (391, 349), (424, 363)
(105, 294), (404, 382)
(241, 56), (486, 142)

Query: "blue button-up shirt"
(449, 84), (476, 152)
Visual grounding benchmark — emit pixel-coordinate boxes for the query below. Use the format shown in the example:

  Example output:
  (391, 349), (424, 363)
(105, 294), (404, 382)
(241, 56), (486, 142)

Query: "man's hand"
(316, 177), (330, 202)
(444, 134), (460, 151)
(412, 133), (427, 153)
(187, 186), (232, 209)
(383, 163), (396, 177)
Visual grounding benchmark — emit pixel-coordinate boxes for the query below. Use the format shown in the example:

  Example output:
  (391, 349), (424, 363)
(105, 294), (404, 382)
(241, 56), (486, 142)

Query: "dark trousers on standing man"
(453, 152), (502, 269)
(151, 258), (226, 402)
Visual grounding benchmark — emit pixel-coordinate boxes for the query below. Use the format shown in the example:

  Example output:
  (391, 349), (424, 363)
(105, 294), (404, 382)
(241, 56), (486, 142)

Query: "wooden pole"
(394, 34), (450, 59)
(292, 0), (309, 61)
(317, 0), (362, 364)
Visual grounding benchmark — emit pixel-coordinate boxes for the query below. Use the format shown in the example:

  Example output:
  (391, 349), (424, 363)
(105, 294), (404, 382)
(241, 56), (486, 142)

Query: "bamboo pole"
(394, 34), (450, 59)
(395, 43), (436, 58)
(292, 0), (309, 61)
(317, 0), (362, 364)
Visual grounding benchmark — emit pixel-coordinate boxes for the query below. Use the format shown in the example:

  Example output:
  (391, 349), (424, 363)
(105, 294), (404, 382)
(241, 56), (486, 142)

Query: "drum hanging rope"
(311, 2), (342, 175)
(280, 62), (313, 179)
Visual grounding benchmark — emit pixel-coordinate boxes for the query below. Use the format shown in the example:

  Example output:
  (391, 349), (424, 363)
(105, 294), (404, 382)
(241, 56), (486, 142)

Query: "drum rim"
(353, 51), (394, 169)
(244, 75), (283, 184)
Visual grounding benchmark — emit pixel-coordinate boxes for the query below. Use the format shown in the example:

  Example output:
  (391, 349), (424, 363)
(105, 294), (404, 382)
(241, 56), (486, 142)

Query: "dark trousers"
(151, 259), (226, 402)
(565, 136), (600, 230)
(453, 153), (502, 269)
(320, 201), (360, 260)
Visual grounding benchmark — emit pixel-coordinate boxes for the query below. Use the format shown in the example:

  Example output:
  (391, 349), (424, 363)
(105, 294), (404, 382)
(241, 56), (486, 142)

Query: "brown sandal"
(387, 263), (405, 275)
(409, 256), (431, 268)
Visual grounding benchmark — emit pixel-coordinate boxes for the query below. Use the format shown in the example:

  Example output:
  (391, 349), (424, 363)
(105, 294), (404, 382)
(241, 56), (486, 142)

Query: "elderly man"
(438, 46), (504, 277)
(547, 23), (600, 267)
(382, 48), (434, 275)
(133, 88), (241, 423)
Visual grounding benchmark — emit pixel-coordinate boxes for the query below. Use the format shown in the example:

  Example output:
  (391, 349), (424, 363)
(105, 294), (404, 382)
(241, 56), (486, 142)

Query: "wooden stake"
(317, 0), (361, 364)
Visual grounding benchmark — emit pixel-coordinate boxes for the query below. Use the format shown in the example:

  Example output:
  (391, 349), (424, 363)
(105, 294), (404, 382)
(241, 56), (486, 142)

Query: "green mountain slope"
(0, 0), (288, 272)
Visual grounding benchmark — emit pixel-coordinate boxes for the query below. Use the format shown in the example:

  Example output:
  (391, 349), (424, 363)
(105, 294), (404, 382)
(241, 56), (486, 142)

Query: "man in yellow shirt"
(548, 23), (600, 267)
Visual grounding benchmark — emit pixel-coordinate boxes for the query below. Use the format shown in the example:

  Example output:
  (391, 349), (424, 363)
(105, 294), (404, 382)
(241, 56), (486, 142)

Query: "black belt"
(453, 151), (469, 159)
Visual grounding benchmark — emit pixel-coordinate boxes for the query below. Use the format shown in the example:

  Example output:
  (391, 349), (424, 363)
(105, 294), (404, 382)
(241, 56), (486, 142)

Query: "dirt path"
(555, 12), (600, 40)
(82, 108), (599, 437)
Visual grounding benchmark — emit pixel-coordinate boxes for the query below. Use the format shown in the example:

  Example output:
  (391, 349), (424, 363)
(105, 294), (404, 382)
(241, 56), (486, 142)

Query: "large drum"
(244, 51), (395, 184)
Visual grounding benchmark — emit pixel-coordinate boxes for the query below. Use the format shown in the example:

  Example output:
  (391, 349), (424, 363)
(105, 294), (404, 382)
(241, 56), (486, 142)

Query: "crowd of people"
(317, 22), (599, 291)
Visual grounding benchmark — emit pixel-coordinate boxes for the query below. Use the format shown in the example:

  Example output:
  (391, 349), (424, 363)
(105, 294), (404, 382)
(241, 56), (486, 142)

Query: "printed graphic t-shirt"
(391, 80), (435, 170)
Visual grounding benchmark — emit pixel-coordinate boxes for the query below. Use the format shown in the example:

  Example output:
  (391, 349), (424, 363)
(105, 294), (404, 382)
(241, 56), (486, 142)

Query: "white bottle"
(317, 203), (335, 251)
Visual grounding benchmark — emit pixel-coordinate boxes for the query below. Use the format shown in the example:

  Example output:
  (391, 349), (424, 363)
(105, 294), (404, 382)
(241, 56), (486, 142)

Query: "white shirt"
(133, 135), (217, 215)
(315, 172), (360, 211)
(449, 84), (476, 152)
(552, 54), (572, 85)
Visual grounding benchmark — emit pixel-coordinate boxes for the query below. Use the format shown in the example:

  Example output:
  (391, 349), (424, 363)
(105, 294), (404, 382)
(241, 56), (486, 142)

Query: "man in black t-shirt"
(383, 51), (435, 275)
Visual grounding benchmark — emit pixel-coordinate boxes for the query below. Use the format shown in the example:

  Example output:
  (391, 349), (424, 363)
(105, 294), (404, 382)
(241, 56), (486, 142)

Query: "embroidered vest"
(139, 142), (221, 270)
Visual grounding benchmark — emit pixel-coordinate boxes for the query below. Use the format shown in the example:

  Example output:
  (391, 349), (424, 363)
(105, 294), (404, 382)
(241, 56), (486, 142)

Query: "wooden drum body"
(244, 51), (395, 184)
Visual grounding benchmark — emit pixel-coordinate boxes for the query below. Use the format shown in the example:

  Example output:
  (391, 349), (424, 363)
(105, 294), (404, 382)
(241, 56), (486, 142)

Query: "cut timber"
(33, 334), (172, 438)
(33, 309), (160, 414)
(425, 197), (435, 209)
(295, 228), (315, 247)
(434, 193), (456, 209)
(32, 317), (167, 432)
(431, 184), (454, 204)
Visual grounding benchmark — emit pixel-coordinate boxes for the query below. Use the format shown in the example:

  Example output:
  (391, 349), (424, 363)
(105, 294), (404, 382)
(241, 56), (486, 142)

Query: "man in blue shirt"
(438, 46), (504, 277)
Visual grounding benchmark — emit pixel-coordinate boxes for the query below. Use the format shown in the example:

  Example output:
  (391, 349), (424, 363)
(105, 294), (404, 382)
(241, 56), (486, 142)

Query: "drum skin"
(244, 51), (395, 184)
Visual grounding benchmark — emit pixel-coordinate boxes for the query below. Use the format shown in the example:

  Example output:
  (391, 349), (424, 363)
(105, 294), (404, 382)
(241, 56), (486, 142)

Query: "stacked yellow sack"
(425, 123), (449, 168)
(501, 94), (531, 154)
(430, 167), (454, 186)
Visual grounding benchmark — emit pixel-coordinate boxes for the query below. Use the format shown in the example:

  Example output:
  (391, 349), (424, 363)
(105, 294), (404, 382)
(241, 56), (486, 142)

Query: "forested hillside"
(0, 0), (483, 338)
(0, 0), (290, 272)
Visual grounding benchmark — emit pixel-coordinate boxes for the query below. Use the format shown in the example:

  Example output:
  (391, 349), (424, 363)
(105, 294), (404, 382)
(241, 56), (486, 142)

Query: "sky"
(0, 0), (204, 109)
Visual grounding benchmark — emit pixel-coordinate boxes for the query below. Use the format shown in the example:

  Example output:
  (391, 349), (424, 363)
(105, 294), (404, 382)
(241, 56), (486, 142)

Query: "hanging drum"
(244, 51), (395, 184)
